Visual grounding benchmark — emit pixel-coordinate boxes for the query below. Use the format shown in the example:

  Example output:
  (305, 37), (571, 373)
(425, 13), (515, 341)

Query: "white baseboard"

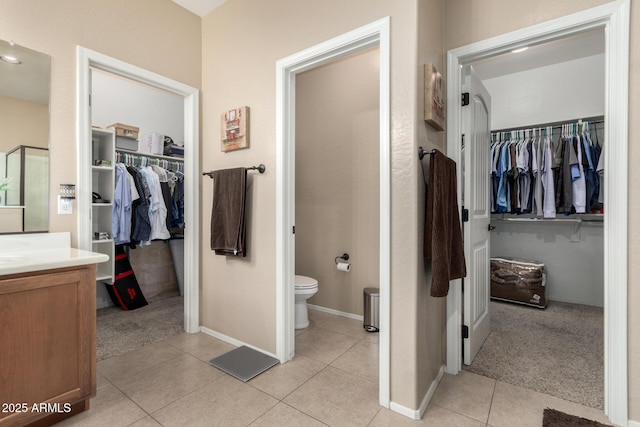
(199, 326), (279, 360)
(307, 304), (364, 321)
(389, 365), (445, 420)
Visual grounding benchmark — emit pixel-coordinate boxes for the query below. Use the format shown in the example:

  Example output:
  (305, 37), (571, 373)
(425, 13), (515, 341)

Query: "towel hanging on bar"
(210, 168), (248, 257)
(424, 149), (467, 297)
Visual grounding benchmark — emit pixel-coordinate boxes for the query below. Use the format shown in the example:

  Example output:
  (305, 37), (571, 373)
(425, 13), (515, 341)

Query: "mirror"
(0, 39), (50, 233)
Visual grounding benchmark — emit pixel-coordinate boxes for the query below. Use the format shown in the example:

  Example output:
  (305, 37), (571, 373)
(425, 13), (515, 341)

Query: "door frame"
(445, 1), (630, 425)
(275, 17), (391, 407)
(76, 47), (201, 333)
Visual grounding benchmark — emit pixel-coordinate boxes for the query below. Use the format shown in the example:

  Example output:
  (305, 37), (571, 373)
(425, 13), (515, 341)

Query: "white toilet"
(294, 275), (318, 329)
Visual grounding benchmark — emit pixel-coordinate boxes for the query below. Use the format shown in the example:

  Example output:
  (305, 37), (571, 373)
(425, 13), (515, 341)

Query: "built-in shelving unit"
(91, 128), (115, 284)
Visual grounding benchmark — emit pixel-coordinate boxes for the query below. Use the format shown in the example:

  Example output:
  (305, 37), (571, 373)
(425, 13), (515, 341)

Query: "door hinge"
(292, 226), (295, 234)
(462, 325), (469, 339)
(461, 208), (469, 223)
(461, 134), (465, 150)
(461, 92), (470, 106)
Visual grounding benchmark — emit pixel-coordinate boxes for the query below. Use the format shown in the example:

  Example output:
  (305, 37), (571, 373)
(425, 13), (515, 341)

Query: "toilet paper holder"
(335, 253), (350, 264)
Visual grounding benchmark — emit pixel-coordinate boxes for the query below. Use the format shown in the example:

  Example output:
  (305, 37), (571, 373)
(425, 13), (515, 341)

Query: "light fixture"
(511, 47), (529, 54)
(1, 55), (21, 64)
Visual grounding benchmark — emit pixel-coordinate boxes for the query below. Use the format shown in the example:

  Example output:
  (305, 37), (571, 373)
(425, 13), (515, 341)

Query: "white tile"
(54, 384), (146, 427)
(488, 380), (609, 427)
(152, 375), (278, 427)
(284, 366), (379, 427)
(431, 371), (495, 423)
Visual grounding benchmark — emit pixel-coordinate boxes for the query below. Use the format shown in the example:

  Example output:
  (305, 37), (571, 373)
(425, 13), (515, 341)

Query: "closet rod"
(202, 164), (266, 178)
(115, 148), (184, 163)
(115, 151), (183, 171)
(492, 217), (603, 223)
(491, 115), (604, 134)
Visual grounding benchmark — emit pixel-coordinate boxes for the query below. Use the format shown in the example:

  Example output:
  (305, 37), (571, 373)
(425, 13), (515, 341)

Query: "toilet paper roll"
(336, 262), (351, 272)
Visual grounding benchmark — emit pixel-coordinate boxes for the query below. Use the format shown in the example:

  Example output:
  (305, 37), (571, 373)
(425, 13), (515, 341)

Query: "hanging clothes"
(126, 165), (152, 245)
(541, 131), (556, 218)
(491, 119), (603, 216)
(142, 166), (171, 242)
(113, 163), (132, 244)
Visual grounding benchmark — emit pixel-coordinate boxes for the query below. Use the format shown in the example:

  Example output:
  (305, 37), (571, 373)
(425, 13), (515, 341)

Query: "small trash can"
(363, 287), (380, 332)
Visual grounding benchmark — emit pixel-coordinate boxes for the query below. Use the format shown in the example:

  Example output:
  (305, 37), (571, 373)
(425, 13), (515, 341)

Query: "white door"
(462, 65), (491, 365)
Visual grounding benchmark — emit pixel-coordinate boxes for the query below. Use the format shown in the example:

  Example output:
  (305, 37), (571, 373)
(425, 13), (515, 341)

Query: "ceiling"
(171, 0), (227, 17)
(472, 28), (605, 80)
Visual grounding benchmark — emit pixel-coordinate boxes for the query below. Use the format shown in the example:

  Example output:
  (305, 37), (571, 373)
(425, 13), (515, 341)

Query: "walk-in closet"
(462, 28), (605, 409)
(90, 69), (187, 361)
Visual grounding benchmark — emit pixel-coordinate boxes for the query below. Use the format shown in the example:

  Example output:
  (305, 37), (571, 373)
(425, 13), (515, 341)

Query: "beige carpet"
(96, 295), (184, 361)
(464, 300), (603, 409)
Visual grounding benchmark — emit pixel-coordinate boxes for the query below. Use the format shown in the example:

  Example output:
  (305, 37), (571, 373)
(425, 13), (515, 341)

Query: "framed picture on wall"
(424, 64), (445, 131)
(221, 106), (250, 152)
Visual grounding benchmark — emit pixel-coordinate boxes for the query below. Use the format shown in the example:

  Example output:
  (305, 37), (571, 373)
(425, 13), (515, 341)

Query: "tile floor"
(56, 309), (612, 427)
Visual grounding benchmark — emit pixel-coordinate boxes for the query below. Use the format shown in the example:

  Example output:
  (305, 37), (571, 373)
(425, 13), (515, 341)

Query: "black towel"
(210, 167), (247, 256)
(424, 150), (466, 297)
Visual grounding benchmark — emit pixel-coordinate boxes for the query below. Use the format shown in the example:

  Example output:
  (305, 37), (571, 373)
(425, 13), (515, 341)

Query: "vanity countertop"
(0, 232), (108, 276)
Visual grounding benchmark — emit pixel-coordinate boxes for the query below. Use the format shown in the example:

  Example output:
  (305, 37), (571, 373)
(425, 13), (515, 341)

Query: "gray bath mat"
(209, 345), (279, 382)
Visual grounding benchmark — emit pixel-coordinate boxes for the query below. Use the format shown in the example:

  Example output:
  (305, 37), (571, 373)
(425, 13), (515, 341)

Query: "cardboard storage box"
(139, 132), (164, 155)
(115, 136), (138, 151)
(109, 123), (139, 139)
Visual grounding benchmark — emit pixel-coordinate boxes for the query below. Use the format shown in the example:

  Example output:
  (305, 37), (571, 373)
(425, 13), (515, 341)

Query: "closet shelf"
(92, 238), (114, 245)
(92, 165), (113, 171)
(491, 213), (603, 223)
(92, 202), (113, 207)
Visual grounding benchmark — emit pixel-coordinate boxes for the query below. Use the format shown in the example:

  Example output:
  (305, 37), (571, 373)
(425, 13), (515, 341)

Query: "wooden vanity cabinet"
(0, 264), (97, 427)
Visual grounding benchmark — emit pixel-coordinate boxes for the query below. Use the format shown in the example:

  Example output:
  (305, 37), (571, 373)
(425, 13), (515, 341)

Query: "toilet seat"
(295, 275), (318, 290)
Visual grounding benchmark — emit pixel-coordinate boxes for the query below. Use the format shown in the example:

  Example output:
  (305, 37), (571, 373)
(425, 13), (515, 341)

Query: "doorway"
(76, 47), (201, 334)
(445, 1), (630, 425)
(461, 29), (606, 408)
(275, 18), (391, 406)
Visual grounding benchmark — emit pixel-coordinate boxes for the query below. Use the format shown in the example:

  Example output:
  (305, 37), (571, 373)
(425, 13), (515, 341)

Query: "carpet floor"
(96, 295), (184, 361)
(464, 300), (604, 409)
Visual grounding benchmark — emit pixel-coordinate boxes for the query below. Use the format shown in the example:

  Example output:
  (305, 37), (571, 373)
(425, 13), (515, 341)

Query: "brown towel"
(210, 167), (247, 256)
(424, 150), (466, 297)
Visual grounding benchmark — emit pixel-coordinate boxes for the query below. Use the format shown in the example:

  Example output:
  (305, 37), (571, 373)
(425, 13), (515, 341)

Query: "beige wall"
(417, 0), (447, 403)
(201, 0), (444, 409)
(295, 47), (380, 316)
(0, 95), (49, 152)
(443, 0), (640, 420)
(0, 0), (201, 246)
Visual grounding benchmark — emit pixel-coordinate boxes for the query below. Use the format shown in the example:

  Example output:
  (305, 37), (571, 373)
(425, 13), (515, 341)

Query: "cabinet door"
(0, 267), (96, 427)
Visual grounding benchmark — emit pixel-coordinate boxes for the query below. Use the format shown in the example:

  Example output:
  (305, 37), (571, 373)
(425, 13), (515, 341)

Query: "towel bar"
(202, 164), (266, 178)
(418, 147), (437, 160)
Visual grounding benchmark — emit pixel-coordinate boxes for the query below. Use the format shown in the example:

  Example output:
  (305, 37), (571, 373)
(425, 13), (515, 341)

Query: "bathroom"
(293, 46), (380, 331)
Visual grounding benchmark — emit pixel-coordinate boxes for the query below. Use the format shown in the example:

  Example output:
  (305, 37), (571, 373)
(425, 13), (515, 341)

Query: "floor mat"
(209, 346), (279, 382)
(542, 408), (611, 427)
